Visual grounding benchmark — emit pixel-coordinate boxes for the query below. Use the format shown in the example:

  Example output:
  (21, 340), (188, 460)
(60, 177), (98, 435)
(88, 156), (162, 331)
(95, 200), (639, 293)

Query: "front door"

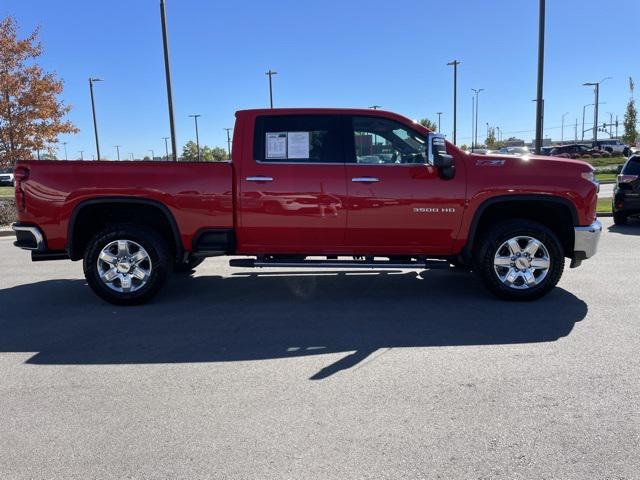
(237, 114), (347, 254)
(344, 115), (466, 255)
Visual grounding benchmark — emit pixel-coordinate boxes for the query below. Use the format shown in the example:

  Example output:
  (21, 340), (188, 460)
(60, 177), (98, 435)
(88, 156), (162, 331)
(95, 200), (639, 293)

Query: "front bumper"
(571, 219), (602, 268)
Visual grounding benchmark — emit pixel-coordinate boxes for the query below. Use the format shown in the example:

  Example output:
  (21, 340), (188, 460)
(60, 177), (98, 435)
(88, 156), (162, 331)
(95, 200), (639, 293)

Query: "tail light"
(617, 174), (638, 184)
(14, 166), (29, 211)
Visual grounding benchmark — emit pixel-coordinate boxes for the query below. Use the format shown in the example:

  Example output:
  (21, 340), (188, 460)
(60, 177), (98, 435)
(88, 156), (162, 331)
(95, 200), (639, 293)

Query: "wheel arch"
(67, 197), (183, 261)
(463, 194), (578, 261)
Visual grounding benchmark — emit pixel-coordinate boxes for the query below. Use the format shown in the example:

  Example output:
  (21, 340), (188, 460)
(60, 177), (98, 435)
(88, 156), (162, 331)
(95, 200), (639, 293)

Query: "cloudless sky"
(3, 0), (639, 159)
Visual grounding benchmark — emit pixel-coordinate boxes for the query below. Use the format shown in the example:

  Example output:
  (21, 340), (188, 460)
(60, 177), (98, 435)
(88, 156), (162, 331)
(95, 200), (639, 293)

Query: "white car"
(595, 139), (629, 156)
(498, 146), (531, 156)
(0, 171), (14, 186)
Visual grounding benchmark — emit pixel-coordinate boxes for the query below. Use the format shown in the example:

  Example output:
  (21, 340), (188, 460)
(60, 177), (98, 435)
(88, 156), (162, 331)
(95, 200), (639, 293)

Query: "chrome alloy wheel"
(97, 240), (152, 293)
(493, 236), (551, 290)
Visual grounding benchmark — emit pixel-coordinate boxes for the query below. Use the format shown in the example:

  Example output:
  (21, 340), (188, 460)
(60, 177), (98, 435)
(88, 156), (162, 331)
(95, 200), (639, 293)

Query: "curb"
(0, 230), (15, 237)
(597, 212), (613, 217)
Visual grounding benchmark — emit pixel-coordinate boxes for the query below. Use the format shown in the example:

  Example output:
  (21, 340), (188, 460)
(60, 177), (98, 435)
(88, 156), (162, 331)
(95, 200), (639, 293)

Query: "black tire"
(613, 212), (628, 225)
(83, 224), (171, 305)
(474, 220), (564, 301)
(173, 257), (205, 273)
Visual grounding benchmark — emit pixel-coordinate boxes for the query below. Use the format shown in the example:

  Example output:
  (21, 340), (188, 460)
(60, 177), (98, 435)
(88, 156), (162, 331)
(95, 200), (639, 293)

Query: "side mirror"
(428, 133), (455, 180)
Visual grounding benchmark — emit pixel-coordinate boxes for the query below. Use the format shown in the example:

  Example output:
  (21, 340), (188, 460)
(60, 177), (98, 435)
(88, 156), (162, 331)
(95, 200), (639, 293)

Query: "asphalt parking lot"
(0, 217), (639, 479)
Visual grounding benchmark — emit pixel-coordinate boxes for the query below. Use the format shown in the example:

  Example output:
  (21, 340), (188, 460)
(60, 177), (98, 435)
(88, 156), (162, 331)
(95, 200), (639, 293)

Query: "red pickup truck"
(12, 108), (602, 305)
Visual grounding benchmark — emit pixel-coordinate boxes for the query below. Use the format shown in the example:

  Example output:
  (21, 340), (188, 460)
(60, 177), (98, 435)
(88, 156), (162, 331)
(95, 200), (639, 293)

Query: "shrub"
(0, 199), (17, 226)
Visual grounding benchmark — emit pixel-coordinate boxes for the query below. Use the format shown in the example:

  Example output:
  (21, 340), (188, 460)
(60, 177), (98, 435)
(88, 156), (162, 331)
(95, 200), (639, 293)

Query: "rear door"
(343, 115), (466, 254)
(237, 114), (347, 253)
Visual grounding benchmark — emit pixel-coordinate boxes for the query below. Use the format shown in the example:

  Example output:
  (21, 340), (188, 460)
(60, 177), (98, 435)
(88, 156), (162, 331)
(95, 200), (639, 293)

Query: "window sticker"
(287, 131), (310, 159)
(266, 132), (287, 158)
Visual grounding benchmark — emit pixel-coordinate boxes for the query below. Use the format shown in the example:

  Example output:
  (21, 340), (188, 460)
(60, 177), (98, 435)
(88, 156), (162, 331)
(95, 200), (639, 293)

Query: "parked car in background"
(594, 139), (630, 156)
(550, 144), (610, 159)
(539, 146), (554, 156)
(0, 169), (15, 186)
(498, 146), (531, 156)
(612, 155), (640, 225)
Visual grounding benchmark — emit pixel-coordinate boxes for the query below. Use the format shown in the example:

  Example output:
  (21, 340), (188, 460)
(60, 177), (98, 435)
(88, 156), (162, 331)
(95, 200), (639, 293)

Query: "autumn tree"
(0, 16), (78, 167)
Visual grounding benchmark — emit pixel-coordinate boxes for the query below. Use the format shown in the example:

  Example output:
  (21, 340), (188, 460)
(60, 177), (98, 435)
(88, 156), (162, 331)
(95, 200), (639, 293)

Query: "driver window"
(351, 116), (426, 165)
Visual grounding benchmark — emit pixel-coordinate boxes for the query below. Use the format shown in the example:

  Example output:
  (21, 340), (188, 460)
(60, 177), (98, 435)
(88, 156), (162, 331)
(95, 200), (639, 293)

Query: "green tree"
(418, 118), (438, 132)
(622, 98), (638, 145)
(181, 141), (229, 161)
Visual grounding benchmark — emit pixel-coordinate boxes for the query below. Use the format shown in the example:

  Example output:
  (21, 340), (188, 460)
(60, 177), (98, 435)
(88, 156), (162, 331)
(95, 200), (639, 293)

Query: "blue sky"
(3, 0), (639, 158)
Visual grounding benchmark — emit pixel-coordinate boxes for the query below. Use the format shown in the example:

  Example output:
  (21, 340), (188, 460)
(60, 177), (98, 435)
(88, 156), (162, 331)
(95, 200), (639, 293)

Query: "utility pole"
(471, 94), (475, 151)
(447, 60), (460, 144)
(561, 112), (568, 142)
(615, 115), (619, 138)
(532, 98), (544, 144)
(436, 112), (443, 132)
(114, 145), (121, 161)
(148, 149), (155, 160)
(265, 69), (277, 108)
(160, 0), (177, 161)
(471, 88), (484, 149)
(88, 77), (102, 160)
(79, 150), (84, 160)
(486, 122), (489, 143)
(224, 128), (233, 159)
(162, 137), (170, 160)
(129, 153), (134, 160)
(574, 118), (578, 142)
(62, 142), (68, 160)
(189, 114), (201, 161)
(583, 77), (611, 145)
(534, 0), (545, 154)
(607, 112), (613, 138)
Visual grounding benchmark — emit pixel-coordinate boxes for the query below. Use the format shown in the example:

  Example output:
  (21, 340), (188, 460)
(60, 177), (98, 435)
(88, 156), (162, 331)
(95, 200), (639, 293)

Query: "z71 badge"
(413, 207), (456, 213)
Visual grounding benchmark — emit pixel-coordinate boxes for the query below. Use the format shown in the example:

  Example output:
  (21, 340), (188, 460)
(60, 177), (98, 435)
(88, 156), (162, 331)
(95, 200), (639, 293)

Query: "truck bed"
(15, 160), (234, 252)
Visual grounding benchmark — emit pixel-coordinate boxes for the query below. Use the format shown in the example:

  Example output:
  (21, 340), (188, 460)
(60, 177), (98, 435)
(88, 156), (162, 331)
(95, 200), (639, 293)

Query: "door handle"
(246, 176), (274, 182)
(351, 177), (380, 183)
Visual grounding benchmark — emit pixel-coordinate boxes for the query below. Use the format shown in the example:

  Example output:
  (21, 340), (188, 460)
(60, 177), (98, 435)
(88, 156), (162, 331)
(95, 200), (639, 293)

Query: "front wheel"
(83, 224), (171, 305)
(475, 220), (564, 301)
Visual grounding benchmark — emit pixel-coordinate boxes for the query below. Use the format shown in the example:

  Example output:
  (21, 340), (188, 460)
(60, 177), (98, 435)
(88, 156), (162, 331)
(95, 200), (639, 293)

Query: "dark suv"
(613, 155), (640, 225)
(551, 144), (608, 158)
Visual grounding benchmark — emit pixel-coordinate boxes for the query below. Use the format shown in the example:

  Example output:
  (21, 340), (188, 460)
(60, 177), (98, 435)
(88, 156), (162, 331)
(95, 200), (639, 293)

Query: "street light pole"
(114, 145), (121, 161)
(561, 112), (568, 142)
(436, 112), (443, 132)
(607, 112), (613, 138)
(189, 114), (201, 161)
(534, 0), (545, 154)
(447, 60), (460, 144)
(62, 142), (68, 161)
(160, 0), (177, 161)
(79, 150), (84, 160)
(129, 153), (134, 160)
(224, 128), (233, 159)
(88, 77), (102, 160)
(583, 77), (611, 145)
(471, 88), (484, 149)
(148, 149), (155, 160)
(162, 137), (170, 160)
(470, 94), (475, 151)
(265, 69), (277, 108)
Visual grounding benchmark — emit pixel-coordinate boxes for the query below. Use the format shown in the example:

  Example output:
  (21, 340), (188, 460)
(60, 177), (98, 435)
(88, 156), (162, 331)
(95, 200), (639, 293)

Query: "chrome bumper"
(11, 223), (45, 252)
(571, 219), (602, 268)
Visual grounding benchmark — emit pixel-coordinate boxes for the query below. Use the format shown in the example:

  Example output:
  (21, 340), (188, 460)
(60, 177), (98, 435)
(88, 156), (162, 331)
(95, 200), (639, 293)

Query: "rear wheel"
(475, 220), (564, 301)
(83, 224), (170, 305)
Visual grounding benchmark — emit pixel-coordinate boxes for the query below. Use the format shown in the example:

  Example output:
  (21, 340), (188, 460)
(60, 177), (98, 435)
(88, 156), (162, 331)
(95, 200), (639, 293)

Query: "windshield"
(622, 157), (640, 175)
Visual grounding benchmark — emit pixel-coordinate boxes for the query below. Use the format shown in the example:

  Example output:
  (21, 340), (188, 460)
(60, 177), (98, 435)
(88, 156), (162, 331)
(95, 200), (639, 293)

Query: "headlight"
(581, 171), (599, 192)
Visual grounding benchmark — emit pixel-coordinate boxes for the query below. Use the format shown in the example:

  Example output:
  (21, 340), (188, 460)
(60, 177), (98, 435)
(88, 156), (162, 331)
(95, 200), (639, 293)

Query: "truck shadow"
(0, 270), (588, 379)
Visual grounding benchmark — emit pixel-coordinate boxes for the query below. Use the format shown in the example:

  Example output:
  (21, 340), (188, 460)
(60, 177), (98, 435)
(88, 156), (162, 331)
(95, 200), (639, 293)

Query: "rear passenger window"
(253, 115), (343, 163)
(623, 157), (640, 175)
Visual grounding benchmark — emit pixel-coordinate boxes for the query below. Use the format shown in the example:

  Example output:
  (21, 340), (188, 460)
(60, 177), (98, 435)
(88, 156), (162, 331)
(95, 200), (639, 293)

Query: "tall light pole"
(162, 137), (170, 160)
(148, 149), (155, 160)
(496, 126), (501, 142)
(88, 77), (102, 160)
(486, 122), (489, 143)
(62, 142), (68, 160)
(129, 153), (134, 160)
(532, 98), (544, 144)
(471, 88), (484, 149)
(189, 114), (201, 161)
(582, 103), (594, 141)
(224, 128), (233, 159)
(561, 112), (569, 142)
(470, 94), (475, 150)
(583, 77), (611, 145)
(160, 0), (177, 161)
(436, 112), (443, 132)
(114, 145), (121, 161)
(574, 118), (578, 142)
(534, 0), (545, 154)
(266, 69), (277, 108)
(607, 112), (614, 138)
(78, 150), (84, 160)
(447, 60), (460, 144)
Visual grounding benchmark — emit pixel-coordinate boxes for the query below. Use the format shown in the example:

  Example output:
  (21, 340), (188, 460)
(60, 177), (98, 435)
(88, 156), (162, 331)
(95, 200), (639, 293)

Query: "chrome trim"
(245, 176), (274, 182)
(574, 219), (602, 260)
(351, 177), (380, 183)
(11, 223), (45, 251)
